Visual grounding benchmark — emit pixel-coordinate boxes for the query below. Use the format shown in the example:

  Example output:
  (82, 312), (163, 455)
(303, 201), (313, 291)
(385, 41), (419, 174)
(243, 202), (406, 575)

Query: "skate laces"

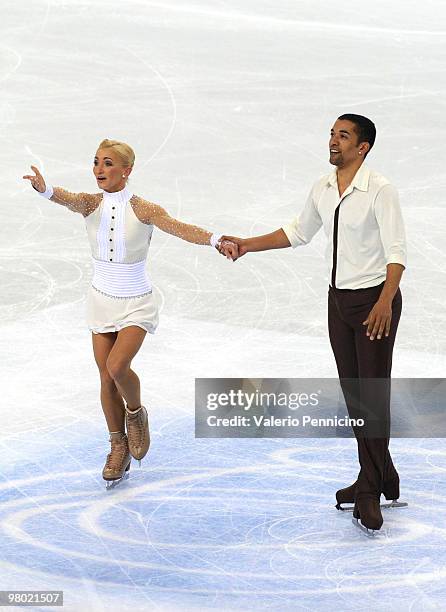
(127, 406), (146, 445)
(105, 436), (128, 469)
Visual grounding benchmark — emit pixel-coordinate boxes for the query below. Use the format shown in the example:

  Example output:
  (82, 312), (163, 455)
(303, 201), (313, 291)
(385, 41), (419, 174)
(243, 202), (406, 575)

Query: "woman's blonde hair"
(97, 139), (135, 167)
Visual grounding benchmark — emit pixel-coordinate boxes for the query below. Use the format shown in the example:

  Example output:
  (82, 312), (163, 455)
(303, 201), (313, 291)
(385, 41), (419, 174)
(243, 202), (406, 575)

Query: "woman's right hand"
(23, 165), (46, 193)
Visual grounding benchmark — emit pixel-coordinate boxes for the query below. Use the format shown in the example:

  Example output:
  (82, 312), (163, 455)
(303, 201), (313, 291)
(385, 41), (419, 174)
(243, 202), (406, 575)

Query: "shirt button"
(112, 216), (115, 219)
(112, 206), (115, 210)
(110, 249), (113, 252)
(111, 228), (114, 231)
(109, 239), (112, 242)
(109, 258), (112, 261)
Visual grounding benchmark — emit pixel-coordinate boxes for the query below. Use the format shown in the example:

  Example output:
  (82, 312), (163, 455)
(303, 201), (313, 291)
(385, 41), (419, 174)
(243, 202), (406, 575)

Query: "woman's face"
(93, 148), (131, 192)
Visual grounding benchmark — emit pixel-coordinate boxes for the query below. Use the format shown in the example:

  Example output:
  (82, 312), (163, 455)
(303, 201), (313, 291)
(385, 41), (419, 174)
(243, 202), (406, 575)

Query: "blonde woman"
(23, 139), (237, 489)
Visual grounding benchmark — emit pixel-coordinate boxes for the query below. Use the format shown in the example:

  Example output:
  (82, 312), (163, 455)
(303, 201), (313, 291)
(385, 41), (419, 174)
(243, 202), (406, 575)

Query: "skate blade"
(352, 517), (378, 537)
(337, 500), (408, 512)
(105, 471), (130, 491)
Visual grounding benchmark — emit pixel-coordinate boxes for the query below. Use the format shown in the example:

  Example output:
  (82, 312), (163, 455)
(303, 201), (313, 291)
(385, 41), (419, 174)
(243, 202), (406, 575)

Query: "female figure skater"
(23, 139), (237, 489)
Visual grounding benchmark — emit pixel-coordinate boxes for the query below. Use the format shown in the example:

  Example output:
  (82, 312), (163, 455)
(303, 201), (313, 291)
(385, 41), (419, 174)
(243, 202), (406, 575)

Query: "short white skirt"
(86, 284), (159, 335)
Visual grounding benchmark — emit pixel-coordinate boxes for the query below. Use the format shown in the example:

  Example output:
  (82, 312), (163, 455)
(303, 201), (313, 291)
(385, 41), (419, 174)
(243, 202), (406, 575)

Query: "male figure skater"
(220, 114), (407, 533)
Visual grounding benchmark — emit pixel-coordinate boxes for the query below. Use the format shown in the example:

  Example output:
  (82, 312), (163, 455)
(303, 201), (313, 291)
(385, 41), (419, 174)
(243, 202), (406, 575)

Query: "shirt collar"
(327, 163), (370, 192)
(101, 185), (133, 203)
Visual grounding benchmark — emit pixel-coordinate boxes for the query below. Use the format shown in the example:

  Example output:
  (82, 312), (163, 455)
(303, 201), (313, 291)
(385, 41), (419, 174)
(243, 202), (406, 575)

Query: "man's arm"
(374, 183), (407, 270)
(362, 263), (405, 340)
(219, 185), (322, 260)
(362, 183), (407, 340)
(379, 262), (405, 302)
(245, 229), (292, 251)
(219, 229), (291, 259)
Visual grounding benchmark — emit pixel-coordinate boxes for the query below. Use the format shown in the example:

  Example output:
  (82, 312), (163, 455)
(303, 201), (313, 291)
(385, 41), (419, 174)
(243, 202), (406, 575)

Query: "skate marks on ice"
(1, 439), (446, 609)
(270, 444), (433, 545)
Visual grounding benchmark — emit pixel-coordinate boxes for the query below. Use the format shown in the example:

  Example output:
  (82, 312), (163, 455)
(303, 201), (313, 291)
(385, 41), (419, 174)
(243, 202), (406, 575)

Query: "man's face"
(329, 119), (367, 168)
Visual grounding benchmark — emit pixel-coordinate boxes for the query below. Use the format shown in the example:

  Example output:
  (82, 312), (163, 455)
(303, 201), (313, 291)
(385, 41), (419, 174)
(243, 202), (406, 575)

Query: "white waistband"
(91, 258), (152, 298)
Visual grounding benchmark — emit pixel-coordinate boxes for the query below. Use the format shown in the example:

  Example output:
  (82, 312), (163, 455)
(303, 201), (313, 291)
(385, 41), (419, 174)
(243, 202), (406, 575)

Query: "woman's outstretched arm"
(23, 165), (99, 216)
(133, 196), (238, 259)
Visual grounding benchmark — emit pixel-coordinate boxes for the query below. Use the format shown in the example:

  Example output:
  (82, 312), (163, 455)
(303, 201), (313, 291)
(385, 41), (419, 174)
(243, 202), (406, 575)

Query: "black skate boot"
(352, 494), (383, 536)
(335, 480), (358, 510)
(336, 472), (406, 512)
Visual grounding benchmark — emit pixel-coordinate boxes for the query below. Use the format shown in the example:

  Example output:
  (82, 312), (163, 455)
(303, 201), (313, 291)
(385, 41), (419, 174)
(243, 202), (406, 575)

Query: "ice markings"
(0, 440), (444, 603)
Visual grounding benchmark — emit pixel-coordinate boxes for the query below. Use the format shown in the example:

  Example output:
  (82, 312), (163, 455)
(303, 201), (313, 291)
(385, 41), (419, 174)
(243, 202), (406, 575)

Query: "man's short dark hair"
(338, 113), (376, 156)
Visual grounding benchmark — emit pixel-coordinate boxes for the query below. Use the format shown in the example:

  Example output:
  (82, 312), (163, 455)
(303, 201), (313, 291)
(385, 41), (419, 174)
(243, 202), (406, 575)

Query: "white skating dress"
(84, 185), (158, 334)
(36, 182), (219, 335)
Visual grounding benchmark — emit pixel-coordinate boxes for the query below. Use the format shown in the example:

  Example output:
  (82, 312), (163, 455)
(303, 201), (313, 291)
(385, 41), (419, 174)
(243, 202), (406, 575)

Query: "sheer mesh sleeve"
(49, 188), (101, 217)
(131, 195), (212, 245)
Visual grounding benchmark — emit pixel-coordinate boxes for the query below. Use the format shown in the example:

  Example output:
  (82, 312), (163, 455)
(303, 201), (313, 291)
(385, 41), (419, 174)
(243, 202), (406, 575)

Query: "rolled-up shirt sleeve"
(281, 186), (323, 248)
(374, 184), (407, 268)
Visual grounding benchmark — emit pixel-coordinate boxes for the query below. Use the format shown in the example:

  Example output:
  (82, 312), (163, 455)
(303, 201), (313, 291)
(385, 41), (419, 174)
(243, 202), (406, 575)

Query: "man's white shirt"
(281, 163), (407, 290)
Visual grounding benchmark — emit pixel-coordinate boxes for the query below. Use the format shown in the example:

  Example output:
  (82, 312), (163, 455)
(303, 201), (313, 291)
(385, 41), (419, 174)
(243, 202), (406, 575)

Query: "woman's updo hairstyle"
(97, 139), (135, 168)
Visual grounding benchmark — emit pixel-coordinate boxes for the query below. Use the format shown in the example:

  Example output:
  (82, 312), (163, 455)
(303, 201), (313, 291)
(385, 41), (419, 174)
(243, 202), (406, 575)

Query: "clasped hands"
(215, 236), (246, 261)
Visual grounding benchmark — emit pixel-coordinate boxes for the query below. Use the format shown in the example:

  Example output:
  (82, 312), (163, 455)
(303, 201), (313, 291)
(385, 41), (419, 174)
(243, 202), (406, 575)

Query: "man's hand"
(217, 239), (239, 260)
(362, 298), (392, 340)
(216, 229), (290, 260)
(217, 236), (248, 261)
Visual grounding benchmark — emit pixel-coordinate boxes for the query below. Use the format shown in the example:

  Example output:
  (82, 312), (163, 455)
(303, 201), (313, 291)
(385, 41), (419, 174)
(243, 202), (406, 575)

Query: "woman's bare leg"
(105, 326), (147, 409)
(91, 331), (126, 432)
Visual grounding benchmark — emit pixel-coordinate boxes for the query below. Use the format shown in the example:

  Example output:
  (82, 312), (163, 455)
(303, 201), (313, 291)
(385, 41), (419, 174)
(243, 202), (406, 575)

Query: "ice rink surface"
(1, 0), (446, 610)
